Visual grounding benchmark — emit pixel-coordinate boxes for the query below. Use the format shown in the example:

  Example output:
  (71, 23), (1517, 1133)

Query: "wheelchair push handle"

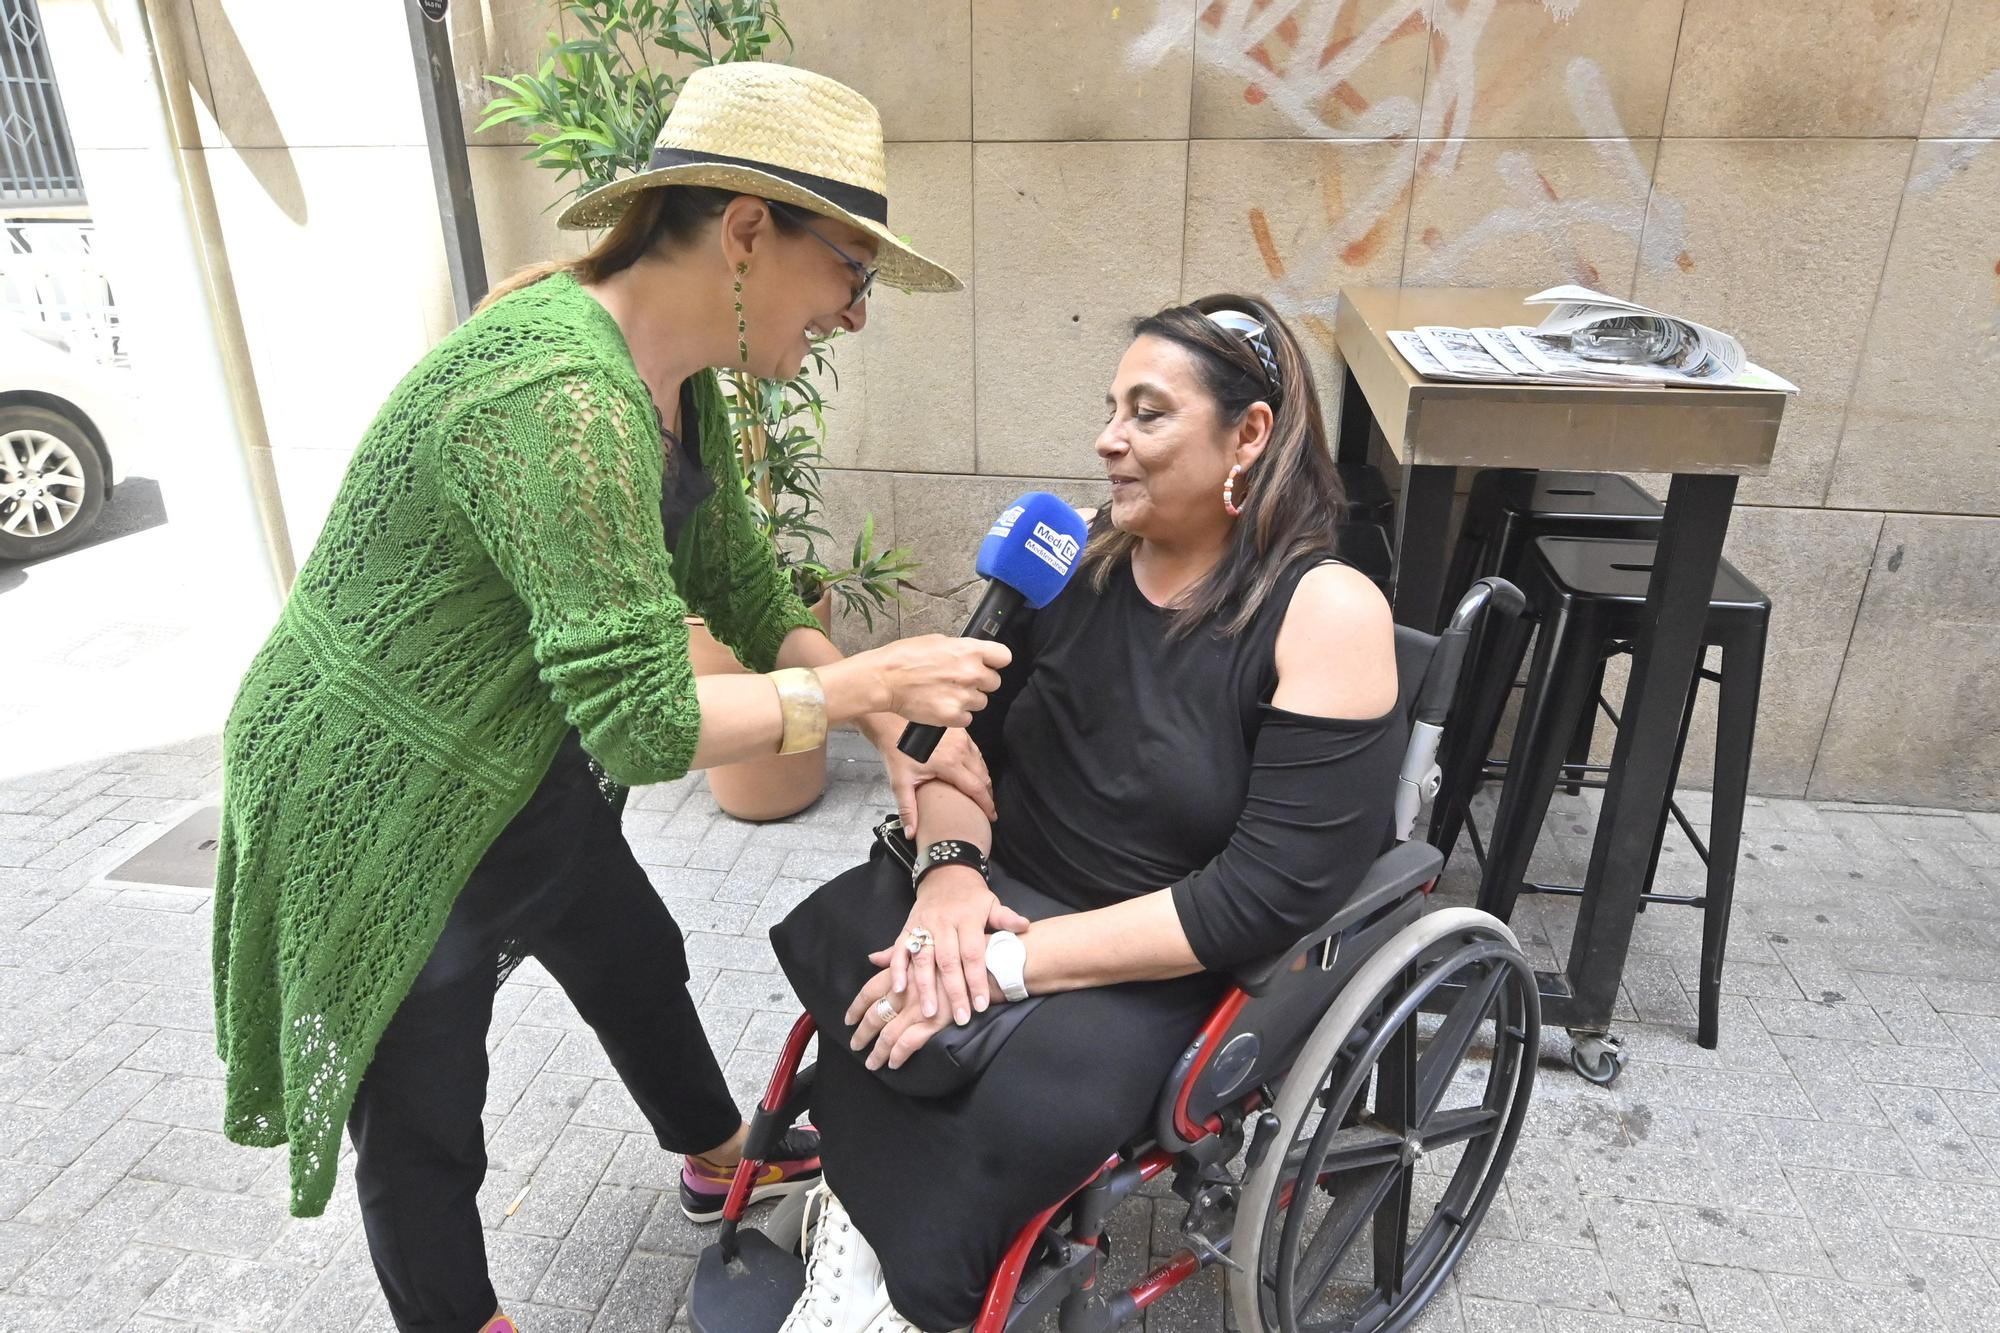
(1414, 577), (1523, 728)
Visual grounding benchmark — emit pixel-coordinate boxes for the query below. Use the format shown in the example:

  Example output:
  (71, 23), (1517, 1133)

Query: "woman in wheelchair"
(776, 295), (1409, 1333)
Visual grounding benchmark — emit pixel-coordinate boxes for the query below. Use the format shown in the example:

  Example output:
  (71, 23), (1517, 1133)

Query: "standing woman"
(212, 64), (1001, 1333)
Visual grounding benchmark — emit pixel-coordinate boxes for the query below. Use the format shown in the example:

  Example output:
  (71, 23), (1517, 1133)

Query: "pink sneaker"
(478, 1316), (518, 1333)
(679, 1124), (823, 1223)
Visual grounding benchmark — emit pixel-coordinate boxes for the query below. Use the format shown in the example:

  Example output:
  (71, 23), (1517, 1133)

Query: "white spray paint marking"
(1409, 59), (1686, 286)
(1128, 2), (1691, 326)
(1128, 0), (1431, 139)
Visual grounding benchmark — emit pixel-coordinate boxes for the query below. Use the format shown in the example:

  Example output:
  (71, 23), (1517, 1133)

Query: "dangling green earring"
(733, 262), (749, 365)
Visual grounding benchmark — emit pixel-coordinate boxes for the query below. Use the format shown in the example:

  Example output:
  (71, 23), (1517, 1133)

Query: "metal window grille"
(1, 0), (85, 210)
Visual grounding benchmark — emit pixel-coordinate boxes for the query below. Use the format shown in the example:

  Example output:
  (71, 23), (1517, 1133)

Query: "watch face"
(986, 931), (1028, 999)
(987, 931), (1024, 969)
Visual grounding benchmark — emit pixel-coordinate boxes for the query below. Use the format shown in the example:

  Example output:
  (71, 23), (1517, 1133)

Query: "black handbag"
(768, 815), (1071, 1098)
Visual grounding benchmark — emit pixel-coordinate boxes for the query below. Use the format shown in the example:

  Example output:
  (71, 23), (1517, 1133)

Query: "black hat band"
(644, 146), (889, 226)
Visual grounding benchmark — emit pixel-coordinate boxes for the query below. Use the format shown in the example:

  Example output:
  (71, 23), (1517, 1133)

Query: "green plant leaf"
(536, 127), (621, 148)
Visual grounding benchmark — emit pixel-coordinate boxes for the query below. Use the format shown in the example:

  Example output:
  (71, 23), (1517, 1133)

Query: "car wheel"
(0, 405), (108, 562)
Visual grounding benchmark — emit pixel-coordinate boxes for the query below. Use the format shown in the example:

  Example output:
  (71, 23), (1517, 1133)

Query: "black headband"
(1205, 309), (1284, 405)
(645, 146), (889, 226)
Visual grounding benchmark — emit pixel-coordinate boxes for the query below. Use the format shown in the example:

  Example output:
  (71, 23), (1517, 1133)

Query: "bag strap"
(873, 813), (917, 873)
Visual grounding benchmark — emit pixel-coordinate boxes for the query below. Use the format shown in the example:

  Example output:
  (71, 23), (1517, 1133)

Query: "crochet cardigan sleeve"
(437, 367), (704, 787)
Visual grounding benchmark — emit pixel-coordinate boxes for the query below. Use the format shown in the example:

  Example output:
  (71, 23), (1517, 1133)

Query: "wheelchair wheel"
(1231, 908), (1539, 1333)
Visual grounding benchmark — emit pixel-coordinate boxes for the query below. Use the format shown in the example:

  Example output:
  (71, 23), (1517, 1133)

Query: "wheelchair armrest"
(1230, 840), (1445, 997)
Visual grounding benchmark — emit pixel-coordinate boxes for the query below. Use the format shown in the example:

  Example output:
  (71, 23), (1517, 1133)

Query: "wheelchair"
(690, 578), (1538, 1333)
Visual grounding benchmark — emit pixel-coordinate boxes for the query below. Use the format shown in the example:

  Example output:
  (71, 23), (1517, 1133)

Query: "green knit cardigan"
(213, 271), (820, 1216)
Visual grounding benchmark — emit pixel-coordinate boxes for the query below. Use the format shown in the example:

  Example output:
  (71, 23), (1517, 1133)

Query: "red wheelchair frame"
(689, 579), (1539, 1333)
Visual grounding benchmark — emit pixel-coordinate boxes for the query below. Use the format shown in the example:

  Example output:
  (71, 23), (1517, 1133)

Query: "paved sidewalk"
(1, 731), (1998, 1331)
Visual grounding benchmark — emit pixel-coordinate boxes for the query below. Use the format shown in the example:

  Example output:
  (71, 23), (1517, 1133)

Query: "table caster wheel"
(1569, 1034), (1626, 1085)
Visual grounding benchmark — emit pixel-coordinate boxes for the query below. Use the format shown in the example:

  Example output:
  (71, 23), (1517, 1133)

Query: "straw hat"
(557, 63), (961, 294)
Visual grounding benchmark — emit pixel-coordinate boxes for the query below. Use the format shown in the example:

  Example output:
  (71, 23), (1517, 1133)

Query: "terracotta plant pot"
(687, 593), (835, 822)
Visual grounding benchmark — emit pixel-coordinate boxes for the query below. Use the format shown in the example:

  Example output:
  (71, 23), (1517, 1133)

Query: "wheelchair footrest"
(1006, 1231), (1102, 1328)
(689, 1230), (804, 1333)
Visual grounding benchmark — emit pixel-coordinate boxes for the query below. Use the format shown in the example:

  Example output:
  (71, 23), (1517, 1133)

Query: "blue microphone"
(897, 493), (1090, 762)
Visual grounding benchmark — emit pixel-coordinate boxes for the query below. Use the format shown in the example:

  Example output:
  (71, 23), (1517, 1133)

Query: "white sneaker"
(863, 1310), (970, 1333)
(779, 1181), (893, 1333)
(863, 1311), (967, 1333)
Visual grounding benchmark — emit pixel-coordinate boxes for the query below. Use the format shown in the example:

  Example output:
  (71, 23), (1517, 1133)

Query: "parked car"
(0, 324), (135, 561)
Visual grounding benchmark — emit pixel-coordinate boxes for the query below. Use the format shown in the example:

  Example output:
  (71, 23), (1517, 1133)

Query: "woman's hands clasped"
(844, 964), (953, 1071)
(897, 865), (1029, 1025)
(843, 865), (1030, 1070)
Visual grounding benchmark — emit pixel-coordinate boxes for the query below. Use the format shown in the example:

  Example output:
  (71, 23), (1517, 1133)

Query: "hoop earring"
(733, 262), (749, 365)
(1223, 463), (1245, 518)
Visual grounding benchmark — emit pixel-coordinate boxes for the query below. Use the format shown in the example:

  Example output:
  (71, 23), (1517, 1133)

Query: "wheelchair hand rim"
(1231, 907), (1540, 1333)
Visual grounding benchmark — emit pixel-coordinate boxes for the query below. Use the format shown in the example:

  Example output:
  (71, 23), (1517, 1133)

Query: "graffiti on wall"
(1128, 0), (1690, 345)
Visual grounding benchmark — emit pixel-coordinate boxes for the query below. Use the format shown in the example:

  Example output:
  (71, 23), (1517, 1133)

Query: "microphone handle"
(897, 580), (1027, 763)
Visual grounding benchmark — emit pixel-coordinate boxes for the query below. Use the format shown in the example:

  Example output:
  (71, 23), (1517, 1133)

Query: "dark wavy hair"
(475, 185), (805, 312)
(1081, 293), (1347, 639)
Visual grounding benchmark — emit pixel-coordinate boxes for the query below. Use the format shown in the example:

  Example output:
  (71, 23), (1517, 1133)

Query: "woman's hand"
(834, 635), (1011, 729)
(845, 963), (1000, 1071)
(877, 728), (995, 839)
(880, 867), (1029, 1026)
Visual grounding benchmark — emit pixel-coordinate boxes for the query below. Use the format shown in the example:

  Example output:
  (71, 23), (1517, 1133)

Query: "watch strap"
(985, 929), (1030, 1002)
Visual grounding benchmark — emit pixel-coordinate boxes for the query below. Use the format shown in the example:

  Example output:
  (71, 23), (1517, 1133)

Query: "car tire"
(0, 404), (108, 562)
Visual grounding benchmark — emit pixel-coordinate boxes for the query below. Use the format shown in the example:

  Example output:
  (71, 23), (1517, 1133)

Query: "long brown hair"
(474, 185), (803, 313)
(1082, 293), (1346, 639)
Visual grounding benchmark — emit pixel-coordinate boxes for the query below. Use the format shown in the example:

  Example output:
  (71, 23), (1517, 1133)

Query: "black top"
(659, 378), (716, 550)
(973, 555), (1407, 970)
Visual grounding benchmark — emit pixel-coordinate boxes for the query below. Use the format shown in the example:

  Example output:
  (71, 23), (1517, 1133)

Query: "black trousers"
(347, 735), (742, 1333)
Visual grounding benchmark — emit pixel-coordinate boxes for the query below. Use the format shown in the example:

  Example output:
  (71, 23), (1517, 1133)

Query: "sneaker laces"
(798, 1181), (848, 1322)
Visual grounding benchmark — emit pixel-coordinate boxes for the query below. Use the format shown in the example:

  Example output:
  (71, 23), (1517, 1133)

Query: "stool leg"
(1562, 652), (1608, 797)
(1639, 659), (1705, 915)
(1429, 608), (1533, 865)
(1438, 525), (1489, 628)
(1476, 601), (1600, 922)
(1697, 636), (1765, 1050)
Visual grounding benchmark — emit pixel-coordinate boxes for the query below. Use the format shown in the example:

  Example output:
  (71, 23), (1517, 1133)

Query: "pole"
(41, 0), (293, 603)
(405, 0), (488, 322)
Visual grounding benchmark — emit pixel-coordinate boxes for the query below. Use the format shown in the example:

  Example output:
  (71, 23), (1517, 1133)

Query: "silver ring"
(873, 997), (899, 1024)
(904, 927), (934, 957)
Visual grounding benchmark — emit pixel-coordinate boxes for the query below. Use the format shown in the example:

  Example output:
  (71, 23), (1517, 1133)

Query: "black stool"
(1337, 461), (1395, 525)
(1469, 535), (1768, 1050)
(1335, 520), (1394, 596)
(1441, 470), (1665, 607)
(1431, 471), (1666, 857)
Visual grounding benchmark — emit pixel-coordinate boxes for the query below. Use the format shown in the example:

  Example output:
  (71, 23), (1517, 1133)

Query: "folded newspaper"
(1388, 286), (1798, 393)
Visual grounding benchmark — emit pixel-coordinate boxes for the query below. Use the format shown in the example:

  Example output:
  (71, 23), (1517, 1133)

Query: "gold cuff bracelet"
(769, 667), (828, 756)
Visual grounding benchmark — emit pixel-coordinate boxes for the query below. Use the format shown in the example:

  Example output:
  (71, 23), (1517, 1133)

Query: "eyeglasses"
(769, 201), (878, 310)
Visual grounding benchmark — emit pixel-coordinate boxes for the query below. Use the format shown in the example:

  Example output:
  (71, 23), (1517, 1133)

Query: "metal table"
(1332, 288), (1786, 1072)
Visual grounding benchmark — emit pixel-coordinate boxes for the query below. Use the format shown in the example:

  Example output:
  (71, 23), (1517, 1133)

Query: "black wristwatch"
(912, 839), (989, 891)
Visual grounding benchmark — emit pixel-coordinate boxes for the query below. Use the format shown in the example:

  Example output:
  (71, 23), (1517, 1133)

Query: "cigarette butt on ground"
(505, 1184), (530, 1217)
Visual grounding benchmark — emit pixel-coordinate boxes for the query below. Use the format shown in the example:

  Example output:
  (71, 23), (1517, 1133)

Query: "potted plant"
(483, 0), (918, 819)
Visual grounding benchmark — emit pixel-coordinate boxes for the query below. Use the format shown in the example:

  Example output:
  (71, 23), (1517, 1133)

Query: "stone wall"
(51, 0), (2000, 807)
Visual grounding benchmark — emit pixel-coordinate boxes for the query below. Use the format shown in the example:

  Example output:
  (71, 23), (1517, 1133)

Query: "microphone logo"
(988, 504), (1025, 539)
(1027, 521), (1081, 575)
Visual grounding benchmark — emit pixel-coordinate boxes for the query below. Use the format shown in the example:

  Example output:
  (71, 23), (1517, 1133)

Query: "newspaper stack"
(1389, 286), (1798, 393)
